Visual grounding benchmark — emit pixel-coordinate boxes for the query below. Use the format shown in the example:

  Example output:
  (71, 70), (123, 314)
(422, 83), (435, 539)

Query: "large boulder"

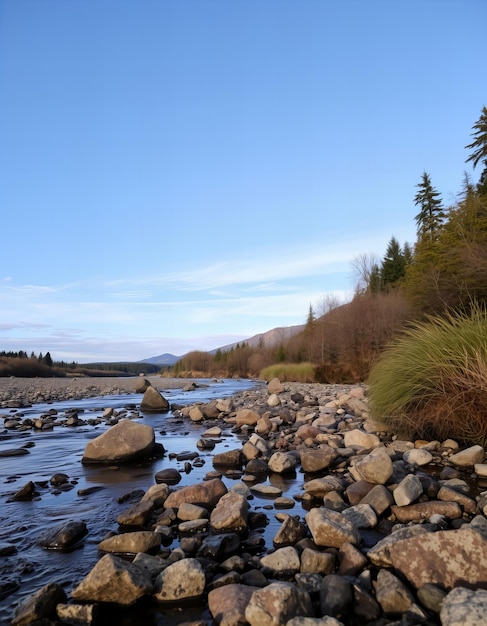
(388, 527), (487, 590)
(140, 386), (169, 412)
(82, 420), (162, 464)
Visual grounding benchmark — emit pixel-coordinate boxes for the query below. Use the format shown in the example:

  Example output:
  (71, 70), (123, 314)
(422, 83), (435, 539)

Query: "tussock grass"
(260, 363), (316, 383)
(367, 303), (487, 445)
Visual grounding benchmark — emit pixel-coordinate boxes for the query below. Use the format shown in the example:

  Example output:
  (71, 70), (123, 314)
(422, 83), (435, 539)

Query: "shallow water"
(0, 378), (308, 624)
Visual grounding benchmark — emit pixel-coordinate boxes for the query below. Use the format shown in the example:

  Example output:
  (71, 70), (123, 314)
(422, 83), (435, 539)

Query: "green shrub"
(367, 303), (487, 445)
(260, 362), (316, 383)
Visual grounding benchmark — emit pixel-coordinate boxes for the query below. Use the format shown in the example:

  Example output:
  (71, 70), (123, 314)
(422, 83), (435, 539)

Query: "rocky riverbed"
(0, 375), (191, 408)
(5, 378), (487, 626)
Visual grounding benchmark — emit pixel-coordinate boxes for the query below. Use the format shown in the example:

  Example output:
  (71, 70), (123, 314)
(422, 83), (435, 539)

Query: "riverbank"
(5, 378), (487, 625)
(0, 375), (199, 408)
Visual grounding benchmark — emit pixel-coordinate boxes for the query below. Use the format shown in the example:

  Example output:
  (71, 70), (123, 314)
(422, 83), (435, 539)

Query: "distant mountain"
(139, 353), (181, 366)
(142, 324), (306, 365)
(210, 324), (306, 354)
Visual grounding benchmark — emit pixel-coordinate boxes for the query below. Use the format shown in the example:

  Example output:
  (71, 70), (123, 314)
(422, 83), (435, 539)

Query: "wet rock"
(164, 478), (227, 509)
(140, 386), (169, 412)
(72, 553), (152, 605)
(38, 520), (88, 550)
(10, 480), (37, 500)
(268, 451), (298, 473)
(153, 557), (206, 602)
(50, 472), (69, 485)
(117, 499), (154, 527)
(98, 530), (161, 555)
(11, 582), (67, 626)
(141, 482), (169, 507)
(213, 449), (242, 467)
(155, 468), (182, 484)
(82, 420), (162, 464)
(0, 448), (30, 457)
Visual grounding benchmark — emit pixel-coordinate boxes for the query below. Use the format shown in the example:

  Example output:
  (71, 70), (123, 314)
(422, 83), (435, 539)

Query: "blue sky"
(1, 0), (486, 362)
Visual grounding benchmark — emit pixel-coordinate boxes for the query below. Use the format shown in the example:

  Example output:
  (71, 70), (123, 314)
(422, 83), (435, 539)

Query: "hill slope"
(142, 324), (305, 364)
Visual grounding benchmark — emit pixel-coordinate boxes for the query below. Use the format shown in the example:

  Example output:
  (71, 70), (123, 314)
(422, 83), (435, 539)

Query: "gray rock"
(153, 557), (206, 601)
(260, 546), (301, 575)
(341, 503), (377, 529)
(268, 451), (298, 473)
(440, 587), (487, 626)
(306, 507), (361, 548)
(320, 574), (352, 619)
(72, 553), (152, 605)
(393, 473), (423, 506)
(245, 581), (313, 626)
(353, 448), (393, 484)
(449, 444), (485, 467)
(403, 448), (433, 466)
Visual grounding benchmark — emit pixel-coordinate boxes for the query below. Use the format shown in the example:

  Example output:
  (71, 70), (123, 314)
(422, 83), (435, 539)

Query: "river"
(0, 378), (307, 625)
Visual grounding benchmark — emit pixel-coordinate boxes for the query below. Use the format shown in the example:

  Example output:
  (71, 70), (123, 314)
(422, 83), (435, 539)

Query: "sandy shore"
(0, 375), (198, 408)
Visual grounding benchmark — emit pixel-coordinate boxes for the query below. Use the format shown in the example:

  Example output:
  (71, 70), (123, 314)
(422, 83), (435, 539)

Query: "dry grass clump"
(367, 304), (487, 445)
(260, 363), (316, 383)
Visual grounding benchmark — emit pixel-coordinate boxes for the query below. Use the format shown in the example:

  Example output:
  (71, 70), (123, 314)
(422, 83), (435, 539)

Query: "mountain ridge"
(140, 323), (305, 366)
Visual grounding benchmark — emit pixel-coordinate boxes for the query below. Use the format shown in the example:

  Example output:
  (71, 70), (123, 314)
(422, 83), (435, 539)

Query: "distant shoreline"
(0, 375), (202, 408)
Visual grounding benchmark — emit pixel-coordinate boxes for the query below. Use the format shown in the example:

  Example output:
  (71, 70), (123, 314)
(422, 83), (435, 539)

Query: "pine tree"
(414, 172), (445, 241)
(380, 237), (406, 289)
(465, 106), (487, 196)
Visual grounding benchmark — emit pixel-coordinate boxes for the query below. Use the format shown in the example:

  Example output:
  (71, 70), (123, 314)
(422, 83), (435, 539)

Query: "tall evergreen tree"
(465, 106), (487, 196)
(414, 172), (445, 241)
(381, 237), (406, 289)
